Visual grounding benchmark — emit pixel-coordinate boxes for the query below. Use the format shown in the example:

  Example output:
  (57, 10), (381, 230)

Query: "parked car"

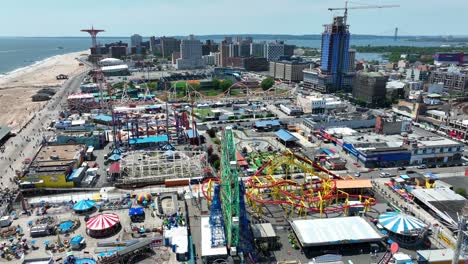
(417, 164), (427, 169)
(397, 166), (406, 170)
(354, 172), (361, 177)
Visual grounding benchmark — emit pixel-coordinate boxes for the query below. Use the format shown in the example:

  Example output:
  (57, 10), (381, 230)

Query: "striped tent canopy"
(86, 213), (120, 231)
(136, 193), (151, 203)
(378, 212), (427, 235)
(73, 200), (96, 212)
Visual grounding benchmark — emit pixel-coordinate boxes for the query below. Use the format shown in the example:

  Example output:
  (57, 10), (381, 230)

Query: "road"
(0, 69), (89, 191)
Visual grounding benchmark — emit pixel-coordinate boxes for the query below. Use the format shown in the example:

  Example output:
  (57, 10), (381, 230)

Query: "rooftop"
(335, 179), (372, 189)
(201, 216), (227, 257)
(251, 223), (277, 238)
(275, 129), (299, 142)
(290, 217), (383, 247)
(34, 144), (84, 165)
(128, 135), (169, 145)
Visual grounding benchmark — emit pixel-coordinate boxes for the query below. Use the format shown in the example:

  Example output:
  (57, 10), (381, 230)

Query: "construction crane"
(328, 1), (400, 26)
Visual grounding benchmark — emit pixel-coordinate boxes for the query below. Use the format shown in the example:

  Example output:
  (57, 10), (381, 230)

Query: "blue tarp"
(129, 207), (145, 216)
(186, 129), (198, 139)
(70, 235), (84, 245)
(73, 200), (96, 211)
(58, 221), (74, 232)
(129, 135), (168, 145)
(275, 129), (298, 142)
(400, 174), (410, 179)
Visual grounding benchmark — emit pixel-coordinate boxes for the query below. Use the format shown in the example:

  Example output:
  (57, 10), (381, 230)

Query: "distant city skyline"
(1, 0), (466, 37)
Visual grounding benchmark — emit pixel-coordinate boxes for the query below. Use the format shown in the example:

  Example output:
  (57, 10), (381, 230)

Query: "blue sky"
(1, 0), (466, 36)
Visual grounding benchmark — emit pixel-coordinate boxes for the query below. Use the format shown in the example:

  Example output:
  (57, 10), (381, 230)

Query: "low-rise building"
(20, 144), (85, 189)
(297, 93), (349, 114)
(279, 104), (303, 116)
(303, 112), (376, 130)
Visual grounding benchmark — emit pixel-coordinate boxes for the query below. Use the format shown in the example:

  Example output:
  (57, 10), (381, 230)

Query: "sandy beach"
(0, 51), (90, 131)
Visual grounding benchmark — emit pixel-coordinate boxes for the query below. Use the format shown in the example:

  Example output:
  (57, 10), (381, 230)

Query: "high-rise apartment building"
(302, 16), (355, 93)
(250, 43), (265, 58)
(131, 34), (143, 48)
(161, 37), (181, 58)
(229, 43), (240, 57)
(175, 35), (204, 69)
(219, 42), (230, 67)
(352, 72), (389, 106)
(321, 16), (352, 91)
(265, 42), (284, 61)
(270, 61), (311, 82)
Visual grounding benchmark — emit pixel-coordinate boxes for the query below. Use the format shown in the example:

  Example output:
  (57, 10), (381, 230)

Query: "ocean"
(0, 36), (457, 75)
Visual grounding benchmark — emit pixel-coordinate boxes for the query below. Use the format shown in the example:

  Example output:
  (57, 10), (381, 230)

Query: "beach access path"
(0, 51), (89, 131)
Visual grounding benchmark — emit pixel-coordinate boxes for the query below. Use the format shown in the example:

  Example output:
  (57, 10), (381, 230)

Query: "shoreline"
(0, 50), (89, 87)
(0, 50), (90, 131)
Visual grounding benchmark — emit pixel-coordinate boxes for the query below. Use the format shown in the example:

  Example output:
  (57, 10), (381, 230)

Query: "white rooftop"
(252, 223), (277, 238)
(290, 217), (383, 247)
(101, 64), (129, 72)
(410, 188), (466, 202)
(201, 216), (228, 257)
(417, 249), (456, 262)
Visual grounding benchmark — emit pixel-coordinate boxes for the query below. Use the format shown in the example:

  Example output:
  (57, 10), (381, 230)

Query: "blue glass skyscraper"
(320, 16), (353, 91)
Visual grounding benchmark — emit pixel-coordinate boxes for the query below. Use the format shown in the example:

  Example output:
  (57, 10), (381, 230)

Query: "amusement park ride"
(201, 130), (377, 261)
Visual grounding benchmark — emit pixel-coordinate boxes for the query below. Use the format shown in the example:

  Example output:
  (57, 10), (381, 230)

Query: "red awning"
(109, 162), (120, 174)
(238, 160), (249, 167)
(236, 152), (246, 161)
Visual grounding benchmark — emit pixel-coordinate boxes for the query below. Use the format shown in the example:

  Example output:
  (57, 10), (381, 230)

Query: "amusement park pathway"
(0, 70), (88, 191)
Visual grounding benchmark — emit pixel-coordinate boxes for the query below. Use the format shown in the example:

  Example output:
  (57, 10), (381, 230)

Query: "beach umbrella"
(136, 193), (151, 203)
(43, 241), (49, 245)
(66, 251), (74, 256)
(378, 212), (427, 235)
(73, 200), (96, 212)
(30, 240), (36, 245)
(86, 213), (120, 231)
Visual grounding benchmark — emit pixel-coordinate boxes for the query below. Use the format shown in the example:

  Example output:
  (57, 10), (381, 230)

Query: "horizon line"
(0, 34), (467, 38)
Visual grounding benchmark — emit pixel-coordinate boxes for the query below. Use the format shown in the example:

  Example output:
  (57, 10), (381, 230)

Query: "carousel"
(73, 200), (96, 214)
(378, 212), (429, 248)
(86, 213), (121, 238)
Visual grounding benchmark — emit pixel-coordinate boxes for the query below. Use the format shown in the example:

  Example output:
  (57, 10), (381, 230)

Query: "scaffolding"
(118, 150), (209, 185)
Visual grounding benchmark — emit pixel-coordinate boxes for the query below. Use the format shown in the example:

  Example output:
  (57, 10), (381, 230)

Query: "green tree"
(212, 78), (220, 89)
(261, 77), (275, 91)
(206, 128), (216, 138)
(213, 160), (221, 171)
(219, 79), (233, 92)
